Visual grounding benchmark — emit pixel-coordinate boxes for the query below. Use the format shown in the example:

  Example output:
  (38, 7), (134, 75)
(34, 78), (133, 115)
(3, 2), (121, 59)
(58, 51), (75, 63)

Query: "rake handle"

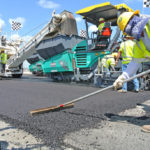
(62, 69), (150, 106)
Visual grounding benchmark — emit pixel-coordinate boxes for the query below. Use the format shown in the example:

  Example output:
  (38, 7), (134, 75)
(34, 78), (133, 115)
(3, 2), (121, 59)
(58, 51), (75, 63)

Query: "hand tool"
(30, 69), (150, 115)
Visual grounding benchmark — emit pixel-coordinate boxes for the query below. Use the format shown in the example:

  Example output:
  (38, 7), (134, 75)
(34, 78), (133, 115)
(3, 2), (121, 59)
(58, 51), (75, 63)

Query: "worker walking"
(102, 52), (118, 78)
(113, 10), (150, 132)
(0, 49), (7, 73)
(115, 35), (139, 93)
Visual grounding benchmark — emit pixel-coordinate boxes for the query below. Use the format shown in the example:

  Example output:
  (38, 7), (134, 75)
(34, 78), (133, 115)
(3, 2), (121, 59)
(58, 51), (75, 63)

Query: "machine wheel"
(12, 74), (22, 78)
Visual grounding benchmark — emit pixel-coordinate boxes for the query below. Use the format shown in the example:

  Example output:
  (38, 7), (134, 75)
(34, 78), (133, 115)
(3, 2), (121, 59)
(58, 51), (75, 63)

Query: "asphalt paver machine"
(75, 2), (134, 87)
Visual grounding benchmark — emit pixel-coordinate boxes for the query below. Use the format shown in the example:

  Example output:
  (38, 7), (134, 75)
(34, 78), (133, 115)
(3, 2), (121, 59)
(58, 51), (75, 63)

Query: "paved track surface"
(0, 75), (150, 148)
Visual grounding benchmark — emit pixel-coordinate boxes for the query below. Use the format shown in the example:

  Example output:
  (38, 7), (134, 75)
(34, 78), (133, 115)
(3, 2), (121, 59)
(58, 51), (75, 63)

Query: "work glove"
(113, 74), (126, 90)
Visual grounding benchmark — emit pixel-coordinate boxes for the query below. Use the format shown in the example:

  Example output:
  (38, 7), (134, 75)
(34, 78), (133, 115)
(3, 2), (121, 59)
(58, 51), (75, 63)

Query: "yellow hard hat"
(112, 52), (118, 58)
(1, 49), (4, 52)
(99, 18), (105, 22)
(117, 10), (139, 32)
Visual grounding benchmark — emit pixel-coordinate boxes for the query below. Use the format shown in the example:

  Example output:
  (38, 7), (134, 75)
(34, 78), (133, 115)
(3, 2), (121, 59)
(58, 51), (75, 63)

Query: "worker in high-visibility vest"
(98, 18), (105, 35)
(102, 52), (118, 77)
(0, 49), (7, 73)
(115, 35), (139, 93)
(113, 10), (150, 132)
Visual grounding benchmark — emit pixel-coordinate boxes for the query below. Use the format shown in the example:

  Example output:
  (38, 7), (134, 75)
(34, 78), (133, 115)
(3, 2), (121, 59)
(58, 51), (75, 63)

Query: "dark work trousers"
(1, 63), (5, 73)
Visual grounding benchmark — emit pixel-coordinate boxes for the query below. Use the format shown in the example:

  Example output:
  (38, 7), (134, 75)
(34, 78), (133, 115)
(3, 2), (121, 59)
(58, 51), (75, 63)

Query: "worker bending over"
(102, 52), (118, 77)
(1, 49), (7, 73)
(115, 35), (139, 93)
(113, 10), (150, 132)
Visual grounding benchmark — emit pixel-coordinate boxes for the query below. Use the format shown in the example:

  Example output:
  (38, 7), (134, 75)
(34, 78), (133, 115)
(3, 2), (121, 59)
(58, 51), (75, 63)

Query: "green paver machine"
(42, 2), (134, 86)
(74, 2), (134, 86)
(29, 60), (44, 76)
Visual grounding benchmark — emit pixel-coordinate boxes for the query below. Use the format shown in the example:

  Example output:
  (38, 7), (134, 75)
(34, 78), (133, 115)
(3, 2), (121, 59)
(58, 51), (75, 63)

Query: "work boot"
(117, 89), (127, 93)
(132, 89), (139, 93)
(142, 125), (150, 132)
(134, 89), (139, 93)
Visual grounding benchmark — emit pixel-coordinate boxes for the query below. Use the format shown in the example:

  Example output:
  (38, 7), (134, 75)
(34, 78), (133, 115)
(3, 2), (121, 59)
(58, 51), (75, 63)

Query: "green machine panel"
(29, 60), (43, 73)
(72, 40), (110, 68)
(29, 62), (37, 72)
(36, 60), (43, 72)
(42, 50), (73, 74)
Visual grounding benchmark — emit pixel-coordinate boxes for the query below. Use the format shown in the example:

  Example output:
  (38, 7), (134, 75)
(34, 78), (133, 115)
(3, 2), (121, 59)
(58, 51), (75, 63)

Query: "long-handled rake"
(30, 69), (150, 115)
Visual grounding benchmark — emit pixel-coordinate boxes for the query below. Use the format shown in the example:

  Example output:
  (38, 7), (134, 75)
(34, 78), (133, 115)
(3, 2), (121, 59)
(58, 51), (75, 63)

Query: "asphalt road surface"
(0, 75), (149, 148)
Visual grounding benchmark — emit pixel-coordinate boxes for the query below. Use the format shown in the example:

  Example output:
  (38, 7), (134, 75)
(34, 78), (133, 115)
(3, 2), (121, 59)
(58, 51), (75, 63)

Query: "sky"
(0, 0), (149, 40)
(0, 0), (149, 67)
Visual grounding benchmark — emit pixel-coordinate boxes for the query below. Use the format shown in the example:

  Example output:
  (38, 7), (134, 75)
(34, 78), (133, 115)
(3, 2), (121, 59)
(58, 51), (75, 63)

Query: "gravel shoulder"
(0, 120), (48, 150)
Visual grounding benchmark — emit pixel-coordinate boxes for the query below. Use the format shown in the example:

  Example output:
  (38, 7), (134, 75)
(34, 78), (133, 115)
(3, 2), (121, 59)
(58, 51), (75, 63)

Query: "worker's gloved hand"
(113, 74), (126, 90)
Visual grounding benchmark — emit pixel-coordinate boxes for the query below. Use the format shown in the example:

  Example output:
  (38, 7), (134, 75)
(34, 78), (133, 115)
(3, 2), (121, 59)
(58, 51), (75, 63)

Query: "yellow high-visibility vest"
(102, 55), (115, 68)
(119, 40), (134, 64)
(98, 22), (105, 33)
(133, 21), (150, 62)
(1, 53), (7, 64)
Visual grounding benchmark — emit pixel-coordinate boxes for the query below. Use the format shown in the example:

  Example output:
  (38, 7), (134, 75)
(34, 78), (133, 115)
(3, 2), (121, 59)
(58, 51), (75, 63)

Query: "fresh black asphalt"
(0, 75), (149, 148)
